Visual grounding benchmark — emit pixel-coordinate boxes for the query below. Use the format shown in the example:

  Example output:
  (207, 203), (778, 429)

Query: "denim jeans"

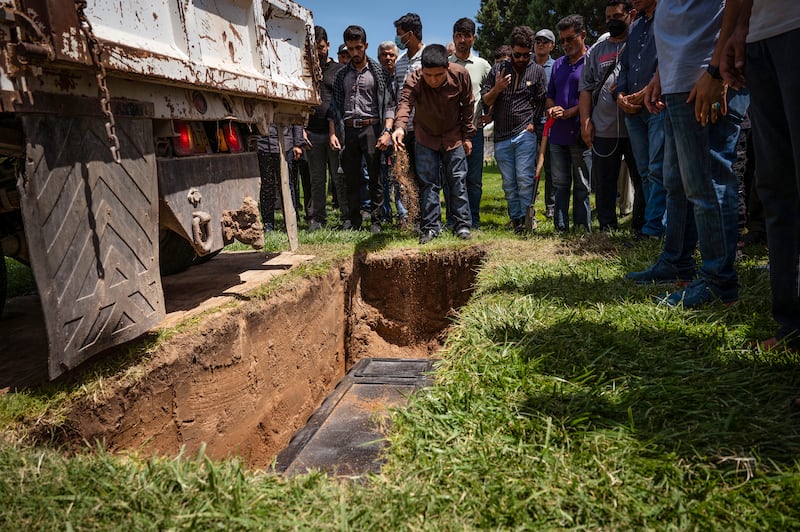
(494, 129), (538, 222)
(305, 130), (335, 224)
(626, 110), (666, 236)
(380, 148), (407, 222)
(747, 29), (800, 346)
(659, 90), (749, 292)
(415, 142), (470, 233)
(444, 129), (484, 228)
(550, 143), (592, 231)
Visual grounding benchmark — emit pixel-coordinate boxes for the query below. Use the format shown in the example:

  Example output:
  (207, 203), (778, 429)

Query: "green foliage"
(475, 0), (608, 60)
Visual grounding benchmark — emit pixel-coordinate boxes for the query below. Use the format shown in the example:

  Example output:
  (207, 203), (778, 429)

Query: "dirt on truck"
(0, 0), (319, 379)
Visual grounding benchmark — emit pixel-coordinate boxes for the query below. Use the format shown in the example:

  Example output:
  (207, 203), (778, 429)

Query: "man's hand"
(292, 146), (303, 160)
(581, 119), (594, 148)
(643, 70), (665, 114)
(329, 134), (341, 151)
(495, 69), (512, 92)
(547, 106), (565, 119)
(721, 24), (749, 89)
(463, 139), (473, 157)
(376, 130), (392, 151)
(687, 71), (727, 126)
(616, 92), (643, 114)
(391, 129), (406, 151)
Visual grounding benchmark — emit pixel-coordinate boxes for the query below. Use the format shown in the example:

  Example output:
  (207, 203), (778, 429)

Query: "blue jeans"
(415, 142), (470, 233)
(626, 110), (666, 236)
(550, 143), (592, 231)
(659, 91), (749, 292)
(747, 29), (800, 346)
(380, 149), (407, 222)
(444, 129), (484, 228)
(494, 129), (538, 222)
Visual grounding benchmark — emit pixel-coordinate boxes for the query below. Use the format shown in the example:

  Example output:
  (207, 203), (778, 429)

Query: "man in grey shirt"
(579, 0), (642, 232)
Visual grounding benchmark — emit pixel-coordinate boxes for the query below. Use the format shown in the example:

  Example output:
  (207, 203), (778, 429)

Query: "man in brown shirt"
(392, 44), (476, 243)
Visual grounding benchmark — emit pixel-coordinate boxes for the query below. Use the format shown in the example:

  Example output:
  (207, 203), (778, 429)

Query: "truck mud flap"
(19, 113), (164, 379)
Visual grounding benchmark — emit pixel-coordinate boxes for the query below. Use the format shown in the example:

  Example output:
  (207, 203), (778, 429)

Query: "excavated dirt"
(45, 246), (487, 468)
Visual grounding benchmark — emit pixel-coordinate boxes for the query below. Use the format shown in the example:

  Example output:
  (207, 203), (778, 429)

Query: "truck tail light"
(173, 120), (195, 156)
(223, 123), (243, 153)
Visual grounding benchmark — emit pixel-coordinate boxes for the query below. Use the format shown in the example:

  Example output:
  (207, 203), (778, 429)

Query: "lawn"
(2, 166), (799, 529)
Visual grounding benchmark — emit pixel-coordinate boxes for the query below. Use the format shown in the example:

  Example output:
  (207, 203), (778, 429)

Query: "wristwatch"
(706, 64), (723, 80)
(383, 127), (393, 135)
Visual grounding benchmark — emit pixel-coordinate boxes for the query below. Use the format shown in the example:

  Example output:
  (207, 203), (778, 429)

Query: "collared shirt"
(307, 58), (344, 133)
(546, 54), (585, 145)
(341, 62), (379, 120)
(395, 46), (424, 132)
(394, 63), (476, 152)
(540, 56), (555, 86)
(329, 56), (394, 131)
(480, 59), (547, 142)
(655, 0), (723, 94)
(615, 13), (657, 100)
(449, 52), (492, 127)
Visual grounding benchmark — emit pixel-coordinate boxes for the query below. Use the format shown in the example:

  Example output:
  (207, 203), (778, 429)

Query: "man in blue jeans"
(625, 0), (749, 308)
(481, 25), (547, 233)
(393, 45), (475, 244)
(615, 0), (666, 239)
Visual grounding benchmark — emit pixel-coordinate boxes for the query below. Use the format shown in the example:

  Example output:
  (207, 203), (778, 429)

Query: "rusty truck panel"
(0, 0), (319, 379)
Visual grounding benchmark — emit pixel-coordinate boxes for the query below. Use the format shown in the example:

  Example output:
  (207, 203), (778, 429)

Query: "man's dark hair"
(493, 44), (512, 61)
(343, 25), (367, 43)
(314, 26), (328, 44)
(452, 17), (476, 36)
(394, 13), (423, 41)
(510, 26), (536, 49)
(607, 0), (633, 11)
(557, 14), (586, 34)
(421, 44), (448, 68)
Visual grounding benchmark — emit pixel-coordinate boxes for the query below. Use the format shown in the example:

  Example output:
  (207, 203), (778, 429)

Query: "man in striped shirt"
(481, 26), (547, 233)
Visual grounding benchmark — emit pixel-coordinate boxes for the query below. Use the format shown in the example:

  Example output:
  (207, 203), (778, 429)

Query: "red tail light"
(173, 120), (195, 156)
(223, 123), (243, 153)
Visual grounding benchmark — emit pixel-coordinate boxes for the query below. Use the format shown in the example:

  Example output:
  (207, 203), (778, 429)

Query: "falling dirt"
(25, 246), (487, 468)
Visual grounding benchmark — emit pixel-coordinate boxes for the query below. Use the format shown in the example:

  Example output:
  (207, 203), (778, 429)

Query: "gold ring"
(711, 102), (721, 111)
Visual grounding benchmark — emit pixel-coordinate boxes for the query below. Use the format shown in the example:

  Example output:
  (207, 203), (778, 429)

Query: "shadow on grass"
(483, 310), (800, 469)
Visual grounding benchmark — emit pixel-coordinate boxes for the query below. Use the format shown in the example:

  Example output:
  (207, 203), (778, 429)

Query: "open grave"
(7, 246), (487, 470)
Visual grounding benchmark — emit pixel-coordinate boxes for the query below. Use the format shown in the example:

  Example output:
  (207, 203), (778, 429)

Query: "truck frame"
(0, 0), (319, 379)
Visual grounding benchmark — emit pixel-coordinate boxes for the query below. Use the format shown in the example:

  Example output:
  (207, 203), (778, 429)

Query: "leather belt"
(344, 117), (380, 128)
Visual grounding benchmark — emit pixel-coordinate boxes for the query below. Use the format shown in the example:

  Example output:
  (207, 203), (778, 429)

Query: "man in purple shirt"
(546, 14), (592, 232)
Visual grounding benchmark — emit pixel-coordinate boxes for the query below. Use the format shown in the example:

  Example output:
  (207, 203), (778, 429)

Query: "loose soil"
(11, 246), (487, 468)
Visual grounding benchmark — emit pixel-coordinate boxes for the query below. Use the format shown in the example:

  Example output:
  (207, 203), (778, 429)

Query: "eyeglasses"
(534, 38), (551, 45)
(560, 34), (580, 45)
(512, 51), (532, 58)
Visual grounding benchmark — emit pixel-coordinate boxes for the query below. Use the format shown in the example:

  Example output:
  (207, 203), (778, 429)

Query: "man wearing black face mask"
(578, 0), (645, 232)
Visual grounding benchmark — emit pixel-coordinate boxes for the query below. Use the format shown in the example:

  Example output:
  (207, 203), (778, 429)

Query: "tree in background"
(475, 0), (605, 60)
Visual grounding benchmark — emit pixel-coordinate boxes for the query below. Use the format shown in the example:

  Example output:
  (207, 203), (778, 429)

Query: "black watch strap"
(706, 64), (722, 80)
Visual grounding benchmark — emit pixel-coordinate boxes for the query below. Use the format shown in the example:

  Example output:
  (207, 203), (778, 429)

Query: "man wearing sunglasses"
(546, 14), (591, 232)
(481, 25), (547, 234)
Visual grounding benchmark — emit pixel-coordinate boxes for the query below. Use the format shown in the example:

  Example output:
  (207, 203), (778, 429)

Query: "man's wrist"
(383, 127), (393, 135)
(706, 64), (723, 80)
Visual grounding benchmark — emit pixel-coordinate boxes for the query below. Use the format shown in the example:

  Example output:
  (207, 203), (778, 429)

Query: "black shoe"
(419, 229), (438, 244)
(455, 227), (472, 240)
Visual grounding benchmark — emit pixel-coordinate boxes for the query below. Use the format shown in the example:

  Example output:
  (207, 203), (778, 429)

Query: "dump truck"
(0, 0), (319, 379)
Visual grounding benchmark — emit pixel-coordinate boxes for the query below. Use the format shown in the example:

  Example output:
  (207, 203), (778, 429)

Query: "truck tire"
(159, 230), (197, 276)
(159, 230), (223, 276)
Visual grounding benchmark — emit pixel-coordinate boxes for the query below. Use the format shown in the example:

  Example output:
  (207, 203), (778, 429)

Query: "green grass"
(2, 167), (799, 529)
